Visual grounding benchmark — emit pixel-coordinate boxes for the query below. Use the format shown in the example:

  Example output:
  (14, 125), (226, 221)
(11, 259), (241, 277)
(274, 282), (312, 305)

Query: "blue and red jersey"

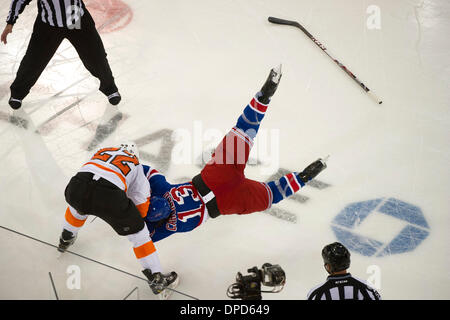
(141, 93), (311, 241)
(142, 165), (208, 242)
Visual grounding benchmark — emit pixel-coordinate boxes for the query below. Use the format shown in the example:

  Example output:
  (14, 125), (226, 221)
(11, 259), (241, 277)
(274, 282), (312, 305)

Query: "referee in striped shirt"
(307, 242), (381, 300)
(1, 0), (121, 109)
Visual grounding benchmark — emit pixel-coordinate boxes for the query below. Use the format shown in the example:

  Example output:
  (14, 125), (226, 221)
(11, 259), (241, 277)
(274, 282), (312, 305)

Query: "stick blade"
(268, 16), (300, 28)
(367, 90), (383, 104)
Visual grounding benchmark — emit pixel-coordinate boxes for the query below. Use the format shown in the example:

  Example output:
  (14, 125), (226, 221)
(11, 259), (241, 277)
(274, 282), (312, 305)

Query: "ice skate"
(143, 269), (179, 300)
(57, 229), (77, 253)
(258, 64), (282, 104)
(156, 273), (179, 300)
(108, 92), (121, 105)
(8, 97), (22, 110)
(297, 157), (328, 185)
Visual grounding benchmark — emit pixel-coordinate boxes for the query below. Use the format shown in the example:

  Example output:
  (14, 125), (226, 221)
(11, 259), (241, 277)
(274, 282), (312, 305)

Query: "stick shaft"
(268, 17), (382, 104)
(48, 272), (59, 300)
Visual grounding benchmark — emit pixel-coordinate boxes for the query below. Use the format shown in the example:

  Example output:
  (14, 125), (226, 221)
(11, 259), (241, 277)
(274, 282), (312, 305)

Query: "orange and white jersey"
(79, 147), (150, 215)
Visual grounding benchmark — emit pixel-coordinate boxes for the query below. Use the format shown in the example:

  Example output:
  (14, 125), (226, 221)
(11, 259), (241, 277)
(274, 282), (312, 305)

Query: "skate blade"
(321, 155), (330, 168)
(56, 247), (68, 260)
(272, 64), (282, 83)
(157, 276), (180, 300)
(57, 246), (67, 252)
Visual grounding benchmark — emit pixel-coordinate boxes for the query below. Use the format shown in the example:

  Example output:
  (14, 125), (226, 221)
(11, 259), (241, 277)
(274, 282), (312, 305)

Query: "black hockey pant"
(64, 172), (144, 236)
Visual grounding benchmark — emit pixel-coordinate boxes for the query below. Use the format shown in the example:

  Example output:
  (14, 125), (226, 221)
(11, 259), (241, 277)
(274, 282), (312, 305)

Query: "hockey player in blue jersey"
(142, 166), (209, 242)
(143, 65), (327, 242)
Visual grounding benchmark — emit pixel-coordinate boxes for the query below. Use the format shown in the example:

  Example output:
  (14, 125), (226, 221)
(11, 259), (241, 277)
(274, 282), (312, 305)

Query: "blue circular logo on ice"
(331, 198), (429, 257)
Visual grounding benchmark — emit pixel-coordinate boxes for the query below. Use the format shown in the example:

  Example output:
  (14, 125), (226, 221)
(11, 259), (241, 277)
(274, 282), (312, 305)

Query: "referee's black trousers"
(10, 11), (118, 100)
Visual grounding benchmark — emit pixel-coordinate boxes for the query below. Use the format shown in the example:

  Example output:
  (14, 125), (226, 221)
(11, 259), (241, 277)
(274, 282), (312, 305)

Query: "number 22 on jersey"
(91, 147), (139, 176)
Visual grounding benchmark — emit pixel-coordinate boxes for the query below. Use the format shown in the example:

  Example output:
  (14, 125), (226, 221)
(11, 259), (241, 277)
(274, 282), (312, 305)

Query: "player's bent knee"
(127, 225), (151, 246)
(111, 217), (145, 236)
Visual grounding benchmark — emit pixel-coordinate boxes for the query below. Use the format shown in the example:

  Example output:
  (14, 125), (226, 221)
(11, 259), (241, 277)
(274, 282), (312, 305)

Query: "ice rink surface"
(0, 0), (449, 300)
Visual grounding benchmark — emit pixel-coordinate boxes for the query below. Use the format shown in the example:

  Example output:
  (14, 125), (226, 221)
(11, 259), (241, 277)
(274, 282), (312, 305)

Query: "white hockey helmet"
(120, 141), (139, 158)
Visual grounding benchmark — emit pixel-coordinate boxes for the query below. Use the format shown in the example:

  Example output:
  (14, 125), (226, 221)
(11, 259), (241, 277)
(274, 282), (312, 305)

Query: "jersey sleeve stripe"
(7, 0), (26, 24)
(146, 168), (162, 180)
(136, 198), (150, 218)
(149, 169), (161, 178)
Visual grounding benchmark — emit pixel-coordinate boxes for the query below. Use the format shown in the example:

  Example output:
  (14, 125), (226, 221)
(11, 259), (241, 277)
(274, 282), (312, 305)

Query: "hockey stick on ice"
(268, 16), (382, 104)
(0, 224), (198, 300)
(48, 272), (59, 300)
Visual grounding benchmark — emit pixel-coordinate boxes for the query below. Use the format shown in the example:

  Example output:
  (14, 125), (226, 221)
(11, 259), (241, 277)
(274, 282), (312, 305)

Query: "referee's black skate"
(108, 92), (121, 105)
(57, 229), (77, 252)
(8, 97), (22, 110)
(258, 64), (282, 104)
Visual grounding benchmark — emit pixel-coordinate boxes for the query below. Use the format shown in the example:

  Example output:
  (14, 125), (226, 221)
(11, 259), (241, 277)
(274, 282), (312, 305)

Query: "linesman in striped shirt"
(1, 0), (121, 109)
(307, 242), (382, 300)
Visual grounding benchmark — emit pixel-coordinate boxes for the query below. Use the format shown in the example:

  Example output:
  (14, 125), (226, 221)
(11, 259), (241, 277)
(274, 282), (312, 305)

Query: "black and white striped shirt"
(307, 273), (381, 300)
(7, 0), (86, 28)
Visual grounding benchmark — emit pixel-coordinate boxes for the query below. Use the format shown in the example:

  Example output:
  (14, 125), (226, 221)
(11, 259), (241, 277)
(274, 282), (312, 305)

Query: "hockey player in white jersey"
(58, 142), (178, 298)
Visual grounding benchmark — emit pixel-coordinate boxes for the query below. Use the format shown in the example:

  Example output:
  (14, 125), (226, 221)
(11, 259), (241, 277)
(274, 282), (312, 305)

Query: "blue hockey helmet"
(147, 196), (172, 222)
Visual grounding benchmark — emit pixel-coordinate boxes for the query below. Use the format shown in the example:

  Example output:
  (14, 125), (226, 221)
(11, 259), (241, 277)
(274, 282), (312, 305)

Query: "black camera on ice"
(226, 263), (286, 300)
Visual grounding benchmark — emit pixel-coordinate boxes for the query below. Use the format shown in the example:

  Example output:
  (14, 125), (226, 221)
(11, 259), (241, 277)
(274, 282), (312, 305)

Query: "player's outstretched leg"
(219, 158), (328, 216)
(196, 66), (283, 217)
(235, 64), (282, 141)
(206, 65), (282, 169)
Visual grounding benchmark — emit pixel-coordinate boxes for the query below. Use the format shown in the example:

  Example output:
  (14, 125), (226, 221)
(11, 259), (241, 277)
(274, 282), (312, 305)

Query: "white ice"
(0, 0), (449, 300)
